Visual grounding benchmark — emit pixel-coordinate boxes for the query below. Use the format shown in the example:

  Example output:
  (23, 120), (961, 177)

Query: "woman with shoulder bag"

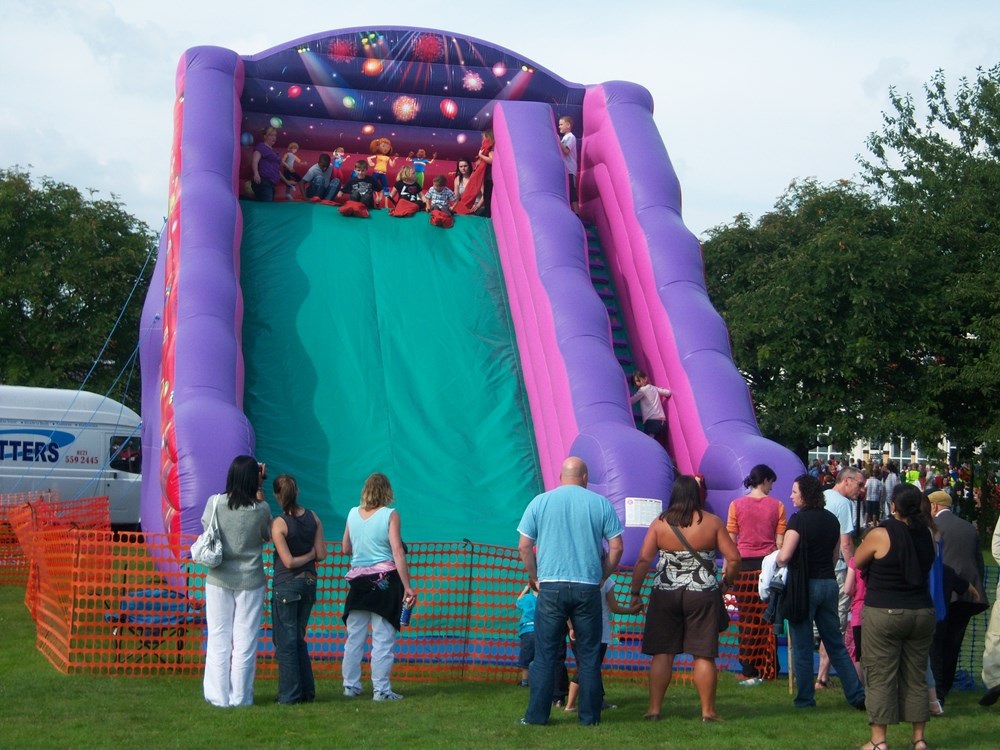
(629, 475), (741, 722)
(202, 455), (272, 707)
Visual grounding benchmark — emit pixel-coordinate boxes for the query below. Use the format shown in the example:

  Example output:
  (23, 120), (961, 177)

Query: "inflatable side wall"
(579, 81), (803, 515)
(141, 47), (255, 541)
(491, 100), (674, 559)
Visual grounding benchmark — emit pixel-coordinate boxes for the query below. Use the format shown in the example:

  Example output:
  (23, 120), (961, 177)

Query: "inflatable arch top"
(139, 27), (803, 563)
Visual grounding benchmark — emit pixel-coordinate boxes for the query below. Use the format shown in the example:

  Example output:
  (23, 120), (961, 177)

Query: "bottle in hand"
(400, 595), (416, 626)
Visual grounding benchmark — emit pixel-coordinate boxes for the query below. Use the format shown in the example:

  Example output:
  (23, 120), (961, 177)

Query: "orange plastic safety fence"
(728, 570), (778, 681)
(15, 531), (765, 684)
(6, 496), (111, 620)
(1, 492), (63, 586)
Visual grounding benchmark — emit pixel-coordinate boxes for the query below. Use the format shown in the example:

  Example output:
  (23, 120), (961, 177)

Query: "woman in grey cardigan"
(202, 455), (272, 707)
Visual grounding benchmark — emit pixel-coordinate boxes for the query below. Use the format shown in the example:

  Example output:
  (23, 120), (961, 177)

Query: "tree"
(0, 167), (156, 407)
(704, 65), (1000, 469)
(861, 65), (1000, 538)
(861, 65), (1000, 455)
(703, 178), (942, 461)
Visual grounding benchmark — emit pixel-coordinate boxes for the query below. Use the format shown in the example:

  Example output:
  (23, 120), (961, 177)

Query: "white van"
(0, 385), (142, 529)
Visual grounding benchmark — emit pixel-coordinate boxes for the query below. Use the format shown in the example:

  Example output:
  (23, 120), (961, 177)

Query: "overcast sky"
(2, 1), (998, 239)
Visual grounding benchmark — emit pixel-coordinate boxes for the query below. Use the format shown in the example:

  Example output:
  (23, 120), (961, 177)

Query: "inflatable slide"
(139, 28), (802, 562)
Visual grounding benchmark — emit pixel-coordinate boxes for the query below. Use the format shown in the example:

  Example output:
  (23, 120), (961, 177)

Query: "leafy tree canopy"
(861, 64), (1000, 451)
(703, 64), (1000, 462)
(0, 167), (155, 407)
(704, 179), (936, 459)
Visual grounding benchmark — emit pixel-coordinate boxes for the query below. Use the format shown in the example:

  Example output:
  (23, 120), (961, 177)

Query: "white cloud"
(1, 1), (998, 237)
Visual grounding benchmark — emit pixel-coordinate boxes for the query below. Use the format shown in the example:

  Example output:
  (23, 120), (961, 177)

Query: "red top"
(726, 495), (786, 558)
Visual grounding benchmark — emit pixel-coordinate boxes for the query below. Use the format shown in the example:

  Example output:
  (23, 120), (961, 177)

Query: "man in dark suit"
(929, 490), (989, 704)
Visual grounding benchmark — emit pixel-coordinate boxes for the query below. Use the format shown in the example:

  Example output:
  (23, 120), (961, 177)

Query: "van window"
(109, 436), (141, 475)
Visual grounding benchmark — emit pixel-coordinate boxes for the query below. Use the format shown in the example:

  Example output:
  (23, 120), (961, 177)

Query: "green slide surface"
(240, 202), (542, 546)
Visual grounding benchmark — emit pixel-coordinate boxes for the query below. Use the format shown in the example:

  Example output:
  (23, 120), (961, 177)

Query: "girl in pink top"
(844, 554), (867, 682)
(726, 464), (787, 685)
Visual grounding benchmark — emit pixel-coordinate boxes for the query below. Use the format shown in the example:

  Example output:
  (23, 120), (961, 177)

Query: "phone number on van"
(65, 455), (100, 465)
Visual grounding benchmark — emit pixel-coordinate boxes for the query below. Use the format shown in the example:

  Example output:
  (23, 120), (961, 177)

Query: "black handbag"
(669, 524), (731, 632)
(782, 523), (810, 624)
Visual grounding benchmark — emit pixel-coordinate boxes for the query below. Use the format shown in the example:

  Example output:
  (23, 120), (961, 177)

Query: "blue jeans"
(271, 575), (317, 704)
(305, 177), (341, 201)
(525, 582), (603, 725)
(788, 578), (865, 708)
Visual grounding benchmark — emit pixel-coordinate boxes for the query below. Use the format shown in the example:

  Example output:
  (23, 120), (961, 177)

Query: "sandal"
(860, 743), (887, 750)
(643, 713), (661, 721)
(815, 679), (829, 690)
(912, 740), (927, 750)
(702, 715), (724, 723)
(929, 699), (943, 716)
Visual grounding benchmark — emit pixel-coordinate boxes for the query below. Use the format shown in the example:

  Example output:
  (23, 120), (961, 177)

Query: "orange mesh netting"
(1, 494), (34, 586)
(7, 495), (110, 619)
(7, 526), (784, 685)
(729, 569), (778, 681)
(7, 515), (998, 691)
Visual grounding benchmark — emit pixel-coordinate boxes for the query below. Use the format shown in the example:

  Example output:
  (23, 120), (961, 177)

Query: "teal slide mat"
(240, 202), (542, 546)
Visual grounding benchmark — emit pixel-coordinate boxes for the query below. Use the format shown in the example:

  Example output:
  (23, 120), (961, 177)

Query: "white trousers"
(203, 583), (265, 707)
(983, 587), (1000, 690)
(342, 610), (397, 695)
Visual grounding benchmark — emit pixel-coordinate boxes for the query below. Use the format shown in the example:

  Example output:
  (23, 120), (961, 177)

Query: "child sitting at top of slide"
(424, 174), (458, 227)
(388, 165), (424, 216)
(336, 160), (381, 217)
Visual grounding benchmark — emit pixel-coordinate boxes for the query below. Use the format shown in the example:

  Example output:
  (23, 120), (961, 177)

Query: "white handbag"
(190, 494), (223, 568)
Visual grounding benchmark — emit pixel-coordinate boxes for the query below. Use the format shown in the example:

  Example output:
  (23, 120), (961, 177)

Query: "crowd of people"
(201, 456), (411, 706)
(244, 127), (500, 227)
(196, 441), (994, 747)
(244, 112), (587, 224)
(513, 452), (994, 749)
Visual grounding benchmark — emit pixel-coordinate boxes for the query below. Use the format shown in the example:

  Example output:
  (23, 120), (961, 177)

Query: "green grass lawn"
(1, 586), (998, 750)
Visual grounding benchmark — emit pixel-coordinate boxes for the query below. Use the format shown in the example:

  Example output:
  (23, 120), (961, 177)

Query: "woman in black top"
(855, 483), (936, 750)
(270, 474), (327, 704)
(776, 473), (866, 710)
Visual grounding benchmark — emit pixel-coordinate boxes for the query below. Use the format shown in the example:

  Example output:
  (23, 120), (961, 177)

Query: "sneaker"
(601, 701), (617, 710)
(517, 680), (530, 688)
(739, 677), (764, 687)
(373, 690), (404, 702)
(343, 686), (363, 698)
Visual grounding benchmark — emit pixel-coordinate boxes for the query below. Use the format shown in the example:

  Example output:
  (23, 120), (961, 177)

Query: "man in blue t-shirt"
(517, 456), (623, 727)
